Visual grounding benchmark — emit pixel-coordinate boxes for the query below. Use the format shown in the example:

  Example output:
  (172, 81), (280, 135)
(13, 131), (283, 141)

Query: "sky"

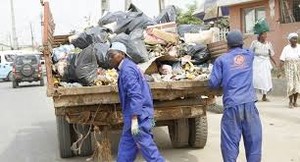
(0, 0), (195, 46)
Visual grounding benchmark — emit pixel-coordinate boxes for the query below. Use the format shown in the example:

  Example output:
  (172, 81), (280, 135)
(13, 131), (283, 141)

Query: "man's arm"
(278, 47), (286, 78)
(277, 60), (284, 78)
(209, 59), (223, 89)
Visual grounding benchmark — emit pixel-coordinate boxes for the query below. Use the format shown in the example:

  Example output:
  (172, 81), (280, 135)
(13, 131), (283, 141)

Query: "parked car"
(0, 52), (16, 81)
(12, 54), (44, 88)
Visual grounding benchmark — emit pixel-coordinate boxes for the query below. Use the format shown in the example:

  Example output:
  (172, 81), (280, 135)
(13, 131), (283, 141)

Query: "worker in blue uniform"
(209, 30), (262, 162)
(107, 42), (165, 162)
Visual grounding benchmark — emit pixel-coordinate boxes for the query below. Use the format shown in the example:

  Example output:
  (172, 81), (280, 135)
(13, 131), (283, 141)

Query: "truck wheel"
(188, 115), (208, 148)
(168, 119), (189, 148)
(56, 116), (74, 158)
(40, 77), (45, 86)
(76, 124), (93, 157)
(12, 80), (18, 88)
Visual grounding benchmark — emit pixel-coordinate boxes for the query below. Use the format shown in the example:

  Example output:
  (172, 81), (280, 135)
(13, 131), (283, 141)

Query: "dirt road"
(0, 81), (299, 162)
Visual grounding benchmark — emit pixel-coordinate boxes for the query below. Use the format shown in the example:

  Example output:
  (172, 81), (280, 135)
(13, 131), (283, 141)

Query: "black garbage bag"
(177, 25), (207, 37)
(129, 29), (149, 62)
(71, 26), (110, 49)
(74, 45), (98, 85)
(92, 43), (110, 69)
(114, 13), (137, 34)
(62, 54), (77, 82)
(112, 32), (149, 63)
(155, 5), (177, 24)
(186, 44), (210, 64)
(114, 4), (156, 34)
(98, 11), (127, 26)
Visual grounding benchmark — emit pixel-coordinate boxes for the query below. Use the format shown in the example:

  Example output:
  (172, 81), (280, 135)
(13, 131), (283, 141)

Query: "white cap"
(109, 42), (127, 55)
(288, 33), (298, 40)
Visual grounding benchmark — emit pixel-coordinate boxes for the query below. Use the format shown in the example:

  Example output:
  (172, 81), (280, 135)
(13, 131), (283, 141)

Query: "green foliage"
(176, 2), (202, 25)
(215, 17), (230, 29)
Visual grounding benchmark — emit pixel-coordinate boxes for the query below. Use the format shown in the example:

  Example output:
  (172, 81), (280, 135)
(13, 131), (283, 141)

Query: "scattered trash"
(52, 44), (75, 63)
(53, 3), (221, 87)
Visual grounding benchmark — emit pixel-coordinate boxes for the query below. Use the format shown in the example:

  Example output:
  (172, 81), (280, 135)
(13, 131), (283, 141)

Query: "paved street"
(0, 81), (300, 162)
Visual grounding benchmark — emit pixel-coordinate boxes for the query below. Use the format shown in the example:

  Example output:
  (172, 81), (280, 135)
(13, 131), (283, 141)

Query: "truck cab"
(0, 52), (16, 81)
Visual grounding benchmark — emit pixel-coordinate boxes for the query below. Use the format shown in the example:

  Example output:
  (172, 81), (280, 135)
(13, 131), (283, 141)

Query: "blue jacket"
(118, 58), (154, 120)
(209, 47), (257, 108)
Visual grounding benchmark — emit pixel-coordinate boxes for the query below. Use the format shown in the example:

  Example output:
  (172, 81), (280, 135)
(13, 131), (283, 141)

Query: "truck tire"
(21, 64), (34, 77)
(76, 124), (93, 157)
(56, 116), (74, 158)
(168, 119), (189, 148)
(188, 115), (208, 148)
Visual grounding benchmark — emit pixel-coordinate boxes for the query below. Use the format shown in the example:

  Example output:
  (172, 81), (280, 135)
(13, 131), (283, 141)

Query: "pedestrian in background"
(279, 33), (300, 108)
(209, 30), (262, 162)
(250, 32), (276, 101)
(107, 42), (164, 162)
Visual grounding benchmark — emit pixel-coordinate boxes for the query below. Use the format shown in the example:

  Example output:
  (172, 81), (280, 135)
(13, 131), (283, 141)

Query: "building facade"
(222, 0), (300, 62)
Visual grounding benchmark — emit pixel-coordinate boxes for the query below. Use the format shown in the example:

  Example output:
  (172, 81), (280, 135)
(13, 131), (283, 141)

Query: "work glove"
(131, 118), (139, 136)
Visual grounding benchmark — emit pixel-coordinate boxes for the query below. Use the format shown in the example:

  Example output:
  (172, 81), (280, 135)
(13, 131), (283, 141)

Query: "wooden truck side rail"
(42, 1), (56, 97)
(52, 80), (218, 108)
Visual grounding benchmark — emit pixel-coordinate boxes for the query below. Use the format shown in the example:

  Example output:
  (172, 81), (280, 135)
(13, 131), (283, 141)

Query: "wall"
(228, 0), (300, 63)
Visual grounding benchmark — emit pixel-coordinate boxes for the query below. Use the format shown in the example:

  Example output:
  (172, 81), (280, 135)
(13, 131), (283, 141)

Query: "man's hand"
(131, 116), (139, 136)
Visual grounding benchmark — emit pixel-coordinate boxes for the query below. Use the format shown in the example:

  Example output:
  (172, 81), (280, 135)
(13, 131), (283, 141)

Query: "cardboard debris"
(146, 28), (179, 45)
(146, 22), (177, 33)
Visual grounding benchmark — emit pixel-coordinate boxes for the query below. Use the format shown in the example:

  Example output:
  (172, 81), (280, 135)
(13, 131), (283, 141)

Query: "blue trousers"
(117, 117), (165, 162)
(221, 102), (262, 162)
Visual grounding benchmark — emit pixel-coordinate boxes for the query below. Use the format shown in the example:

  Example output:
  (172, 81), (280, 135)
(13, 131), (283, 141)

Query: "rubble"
(52, 4), (221, 87)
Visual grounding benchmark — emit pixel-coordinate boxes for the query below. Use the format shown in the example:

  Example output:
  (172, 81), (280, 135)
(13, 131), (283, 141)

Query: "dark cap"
(226, 30), (244, 47)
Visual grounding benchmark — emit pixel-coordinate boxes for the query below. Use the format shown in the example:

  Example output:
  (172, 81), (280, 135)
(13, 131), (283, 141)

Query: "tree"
(176, 2), (202, 25)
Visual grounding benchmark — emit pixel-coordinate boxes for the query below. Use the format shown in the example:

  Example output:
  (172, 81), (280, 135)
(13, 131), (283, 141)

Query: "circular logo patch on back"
(234, 55), (245, 66)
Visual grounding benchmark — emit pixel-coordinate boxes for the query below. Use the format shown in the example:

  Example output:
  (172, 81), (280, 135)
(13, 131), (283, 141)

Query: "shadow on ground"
(0, 121), (199, 162)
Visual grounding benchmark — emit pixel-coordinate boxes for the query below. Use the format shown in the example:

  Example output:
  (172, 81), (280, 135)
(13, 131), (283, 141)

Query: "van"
(0, 52), (16, 81)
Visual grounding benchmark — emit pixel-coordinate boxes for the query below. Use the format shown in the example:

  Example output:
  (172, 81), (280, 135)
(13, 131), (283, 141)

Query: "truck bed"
(53, 80), (216, 108)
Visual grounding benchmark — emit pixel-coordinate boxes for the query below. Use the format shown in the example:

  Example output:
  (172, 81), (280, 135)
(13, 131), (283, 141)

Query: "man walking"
(209, 30), (262, 162)
(107, 42), (164, 162)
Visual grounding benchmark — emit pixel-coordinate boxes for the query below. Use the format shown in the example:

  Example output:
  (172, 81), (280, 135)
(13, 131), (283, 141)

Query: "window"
(16, 55), (38, 65)
(293, 0), (300, 21)
(243, 7), (266, 33)
(5, 54), (15, 62)
(280, 0), (300, 23)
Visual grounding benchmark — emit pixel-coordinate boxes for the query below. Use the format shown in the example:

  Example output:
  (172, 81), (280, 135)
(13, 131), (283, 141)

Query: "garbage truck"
(41, 1), (221, 158)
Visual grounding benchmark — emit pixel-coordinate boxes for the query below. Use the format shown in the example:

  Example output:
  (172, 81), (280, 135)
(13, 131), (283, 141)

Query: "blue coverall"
(209, 47), (262, 162)
(117, 58), (164, 162)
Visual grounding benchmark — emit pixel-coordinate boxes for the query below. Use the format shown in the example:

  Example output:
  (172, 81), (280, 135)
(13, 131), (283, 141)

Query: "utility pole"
(159, 0), (166, 12)
(30, 22), (35, 51)
(9, 34), (13, 50)
(10, 0), (18, 50)
(125, 0), (132, 10)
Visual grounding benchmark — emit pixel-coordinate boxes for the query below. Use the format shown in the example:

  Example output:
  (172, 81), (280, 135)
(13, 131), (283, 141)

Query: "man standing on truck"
(209, 30), (262, 162)
(107, 42), (165, 162)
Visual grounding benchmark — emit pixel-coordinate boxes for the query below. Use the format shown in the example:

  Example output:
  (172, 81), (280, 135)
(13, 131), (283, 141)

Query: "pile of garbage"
(52, 4), (218, 87)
